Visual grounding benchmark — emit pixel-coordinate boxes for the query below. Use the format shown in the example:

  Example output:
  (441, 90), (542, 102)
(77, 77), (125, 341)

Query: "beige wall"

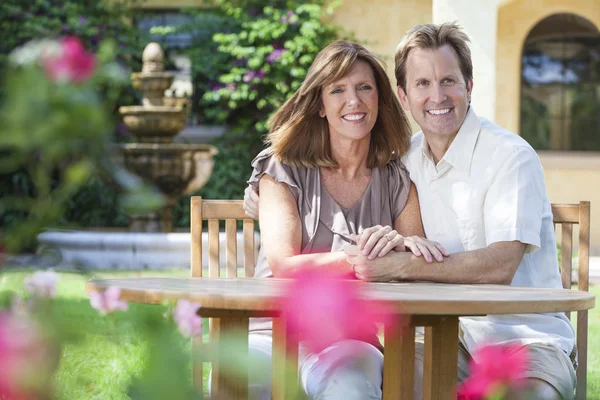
(496, 0), (600, 255)
(540, 154), (600, 255)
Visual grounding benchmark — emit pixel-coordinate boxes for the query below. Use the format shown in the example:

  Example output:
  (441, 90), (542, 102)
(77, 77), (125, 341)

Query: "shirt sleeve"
(247, 148), (300, 201)
(483, 146), (546, 253)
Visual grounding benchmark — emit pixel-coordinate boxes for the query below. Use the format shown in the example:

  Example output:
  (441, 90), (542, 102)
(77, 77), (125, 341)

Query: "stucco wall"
(539, 154), (600, 255)
(496, 0), (600, 255)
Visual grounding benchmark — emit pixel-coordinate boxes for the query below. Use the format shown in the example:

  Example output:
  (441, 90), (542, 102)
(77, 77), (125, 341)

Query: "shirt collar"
(420, 106), (481, 175)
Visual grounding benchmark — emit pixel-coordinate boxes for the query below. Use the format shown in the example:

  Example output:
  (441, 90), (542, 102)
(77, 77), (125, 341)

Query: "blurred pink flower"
(0, 312), (56, 400)
(42, 36), (96, 83)
(457, 343), (529, 399)
(89, 287), (128, 315)
(280, 268), (395, 353)
(23, 270), (59, 298)
(173, 299), (203, 338)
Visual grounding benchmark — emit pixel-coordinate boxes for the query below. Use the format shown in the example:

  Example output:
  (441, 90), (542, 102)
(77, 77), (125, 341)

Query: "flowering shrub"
(458, 343), (530, 400)
(89, 287), (129, 315)
(0, 36), (165, 253)
(196, 0), (342, 201)
(280, 268), (395, 353)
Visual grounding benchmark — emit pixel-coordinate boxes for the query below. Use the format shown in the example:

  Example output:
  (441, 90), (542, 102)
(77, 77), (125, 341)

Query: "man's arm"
(348, 240), (526, 284)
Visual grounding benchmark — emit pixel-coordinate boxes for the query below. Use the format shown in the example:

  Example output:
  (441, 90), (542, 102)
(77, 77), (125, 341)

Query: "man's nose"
(429, 84), (447, 103)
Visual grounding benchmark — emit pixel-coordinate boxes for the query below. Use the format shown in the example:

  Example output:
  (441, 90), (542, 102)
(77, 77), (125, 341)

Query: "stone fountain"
(118, 42), (217, 232)
(35, 43), (248, 270)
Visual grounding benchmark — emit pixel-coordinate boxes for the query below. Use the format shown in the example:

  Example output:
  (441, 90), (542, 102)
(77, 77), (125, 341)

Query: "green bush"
(195, 1), (343, 201)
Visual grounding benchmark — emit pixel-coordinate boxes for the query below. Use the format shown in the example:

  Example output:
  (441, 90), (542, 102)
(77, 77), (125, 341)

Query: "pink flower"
(173, 299), (203, 338)
(0, 312), (56, 399)
(457, 343), (529, 399)
(23, 270), (59, 298)
(89, 286), (128, 315)
(280, 268), (395, 353)
(42, 36), (96, 83)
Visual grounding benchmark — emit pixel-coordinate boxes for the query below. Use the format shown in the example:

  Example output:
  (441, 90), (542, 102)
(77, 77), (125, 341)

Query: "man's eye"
(417, 81), (428, 87)
(442, 78), (455, 84)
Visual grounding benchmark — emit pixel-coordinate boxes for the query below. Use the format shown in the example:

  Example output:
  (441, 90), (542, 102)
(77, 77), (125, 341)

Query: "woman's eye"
(330, 88), (343, 94)
(360, 85), (373, 91)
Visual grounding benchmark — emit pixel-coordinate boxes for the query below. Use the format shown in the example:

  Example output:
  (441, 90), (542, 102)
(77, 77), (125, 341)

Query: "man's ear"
(467, 79), (474, 103)
(397, 86), (410, 111)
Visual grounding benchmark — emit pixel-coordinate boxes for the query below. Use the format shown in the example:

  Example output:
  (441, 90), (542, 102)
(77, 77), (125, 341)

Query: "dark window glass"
(520, 14), (600, 151)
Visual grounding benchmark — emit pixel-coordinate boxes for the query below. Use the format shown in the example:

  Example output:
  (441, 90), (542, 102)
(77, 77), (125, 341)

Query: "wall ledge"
(537, 151), (600, 170)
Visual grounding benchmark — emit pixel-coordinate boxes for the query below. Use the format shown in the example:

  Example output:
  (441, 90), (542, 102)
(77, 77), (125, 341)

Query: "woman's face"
(320, 60), (379, 143)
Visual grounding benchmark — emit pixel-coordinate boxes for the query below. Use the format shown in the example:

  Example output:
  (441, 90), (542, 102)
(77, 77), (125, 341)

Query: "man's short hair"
(394, 22), (473, 91)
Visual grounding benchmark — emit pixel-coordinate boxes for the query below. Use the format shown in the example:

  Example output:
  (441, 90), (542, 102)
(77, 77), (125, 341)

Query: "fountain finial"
(142, 42), (165, 73)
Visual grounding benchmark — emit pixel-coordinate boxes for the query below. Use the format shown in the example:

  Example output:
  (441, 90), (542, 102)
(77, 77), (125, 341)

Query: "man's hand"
(344, 245), (410, 282)
(243, 185), (259, 219)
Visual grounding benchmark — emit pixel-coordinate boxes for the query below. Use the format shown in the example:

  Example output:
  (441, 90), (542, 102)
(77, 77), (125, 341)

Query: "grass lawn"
(0, 268), (599, 399)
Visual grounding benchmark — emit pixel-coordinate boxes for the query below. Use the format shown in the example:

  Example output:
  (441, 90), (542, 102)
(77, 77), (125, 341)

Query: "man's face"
(397, 44), (472, 140)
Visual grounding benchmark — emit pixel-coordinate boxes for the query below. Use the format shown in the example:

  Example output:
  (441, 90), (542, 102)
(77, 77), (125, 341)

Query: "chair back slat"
(225, 219), (238, 277)
(191, 197), (203, 277)
(208, 219), (220, 277)
(243, 219), (256, 278)
(551, 201), (590, 400)
(560, 223), (573, 290)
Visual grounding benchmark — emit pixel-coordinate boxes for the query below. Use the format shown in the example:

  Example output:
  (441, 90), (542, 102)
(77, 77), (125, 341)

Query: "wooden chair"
(190, 196), (257, 398)
(552, 201), (590, 400)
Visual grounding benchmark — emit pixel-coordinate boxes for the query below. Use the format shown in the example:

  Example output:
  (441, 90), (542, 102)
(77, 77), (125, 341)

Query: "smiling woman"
(240, 40), (447, 400)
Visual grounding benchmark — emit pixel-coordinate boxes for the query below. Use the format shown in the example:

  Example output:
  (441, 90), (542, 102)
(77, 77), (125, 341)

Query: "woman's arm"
(258, 174), (353, 277)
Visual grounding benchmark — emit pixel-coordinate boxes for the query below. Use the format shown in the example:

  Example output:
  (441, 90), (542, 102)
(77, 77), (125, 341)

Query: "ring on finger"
(384, 231), (397, 242)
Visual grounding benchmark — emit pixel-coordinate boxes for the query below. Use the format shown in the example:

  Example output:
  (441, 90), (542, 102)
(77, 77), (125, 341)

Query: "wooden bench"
(190, 196), (591, 399)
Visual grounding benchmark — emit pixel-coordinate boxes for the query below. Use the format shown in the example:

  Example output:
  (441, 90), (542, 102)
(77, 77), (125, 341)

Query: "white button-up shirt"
(402, 107), (575, 355)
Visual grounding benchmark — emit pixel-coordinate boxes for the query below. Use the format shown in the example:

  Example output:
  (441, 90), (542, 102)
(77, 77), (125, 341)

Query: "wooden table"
(86, 278), (595, 400)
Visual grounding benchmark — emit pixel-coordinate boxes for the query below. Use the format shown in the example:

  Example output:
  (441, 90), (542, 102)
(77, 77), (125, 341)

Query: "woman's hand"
(402, 236), (449, 263)
(357, 225), (405, 260)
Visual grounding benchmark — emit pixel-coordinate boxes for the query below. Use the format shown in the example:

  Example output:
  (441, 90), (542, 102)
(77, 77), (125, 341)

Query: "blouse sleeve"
(247, 148), (301, 200)
(387, 158), (411, 221)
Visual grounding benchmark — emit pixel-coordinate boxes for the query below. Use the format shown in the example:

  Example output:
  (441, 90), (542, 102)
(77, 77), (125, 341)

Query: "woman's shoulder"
(248, 147), (315, 193)
(381, 157), (410, 180)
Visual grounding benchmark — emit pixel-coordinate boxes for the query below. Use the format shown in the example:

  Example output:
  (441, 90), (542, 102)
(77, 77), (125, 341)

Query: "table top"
(86, 277), (595, 316)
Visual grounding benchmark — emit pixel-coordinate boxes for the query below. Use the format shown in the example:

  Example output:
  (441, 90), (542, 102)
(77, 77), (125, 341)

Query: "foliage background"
(0, 0), (343, 238)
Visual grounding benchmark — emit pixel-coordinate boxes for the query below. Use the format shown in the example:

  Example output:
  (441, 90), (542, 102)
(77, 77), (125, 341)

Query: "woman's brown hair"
(266, 40), (412, 169)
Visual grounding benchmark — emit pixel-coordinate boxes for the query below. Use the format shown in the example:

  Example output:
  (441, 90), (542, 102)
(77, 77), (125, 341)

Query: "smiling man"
(358, 23), (575, 400)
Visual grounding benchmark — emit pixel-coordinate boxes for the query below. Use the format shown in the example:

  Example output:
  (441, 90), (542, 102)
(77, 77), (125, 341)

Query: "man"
(245, 23), (576, 399)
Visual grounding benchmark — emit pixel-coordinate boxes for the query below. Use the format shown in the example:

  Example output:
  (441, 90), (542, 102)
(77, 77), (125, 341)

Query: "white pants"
(219, 333), (384, 400)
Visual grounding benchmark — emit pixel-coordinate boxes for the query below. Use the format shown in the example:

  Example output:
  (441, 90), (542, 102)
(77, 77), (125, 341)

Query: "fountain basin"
(119, 106), (187, 142)
(37, 230), (259, 270)
(121, 143), (218, 196)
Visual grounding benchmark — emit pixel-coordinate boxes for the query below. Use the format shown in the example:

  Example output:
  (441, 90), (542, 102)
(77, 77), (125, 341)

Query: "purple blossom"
(266, 49), (284, 63)
(79, 16), (87, 24)
(281, 16), (288, 23)
(243, 70), (266, 83)
(89, 287), (128, 315)
(173, 299), (202, 337)
(226, 83), (236, 92)
(287, 11), (294, 17)
(23, 271), (59, 298)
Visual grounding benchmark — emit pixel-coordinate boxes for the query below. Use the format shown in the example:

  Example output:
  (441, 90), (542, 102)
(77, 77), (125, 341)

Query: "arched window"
(520, 14), (600, 151)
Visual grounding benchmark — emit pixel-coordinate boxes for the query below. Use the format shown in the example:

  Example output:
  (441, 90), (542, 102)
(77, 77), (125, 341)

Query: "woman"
(246, 40), (446, 400)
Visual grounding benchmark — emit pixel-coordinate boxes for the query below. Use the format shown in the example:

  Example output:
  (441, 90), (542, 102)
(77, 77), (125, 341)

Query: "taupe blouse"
(249, 147), (411, 280)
